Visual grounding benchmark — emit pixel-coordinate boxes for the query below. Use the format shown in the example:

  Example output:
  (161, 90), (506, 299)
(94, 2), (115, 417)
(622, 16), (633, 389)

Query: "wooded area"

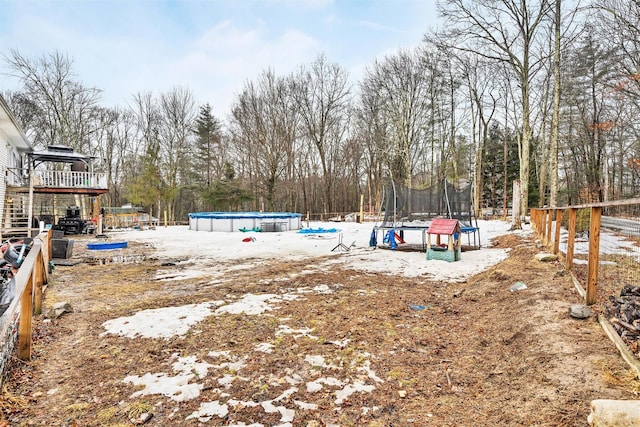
(2, 0), (639, 223)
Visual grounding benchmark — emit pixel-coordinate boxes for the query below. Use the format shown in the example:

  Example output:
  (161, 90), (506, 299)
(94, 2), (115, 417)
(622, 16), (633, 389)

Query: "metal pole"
(27, 161), (34, 238)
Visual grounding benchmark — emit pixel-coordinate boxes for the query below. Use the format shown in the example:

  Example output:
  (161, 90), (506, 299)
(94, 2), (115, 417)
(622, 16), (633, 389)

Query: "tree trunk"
(549, 0), (561, 207)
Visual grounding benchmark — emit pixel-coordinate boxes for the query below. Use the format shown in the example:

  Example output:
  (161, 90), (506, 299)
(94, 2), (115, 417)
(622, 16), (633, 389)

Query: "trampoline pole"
(391, 179), (397, 227)
(444, 179), (452, 219)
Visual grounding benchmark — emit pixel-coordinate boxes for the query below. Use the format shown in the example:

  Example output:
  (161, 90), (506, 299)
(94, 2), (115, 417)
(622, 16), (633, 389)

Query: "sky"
(0, 0), (440, 118)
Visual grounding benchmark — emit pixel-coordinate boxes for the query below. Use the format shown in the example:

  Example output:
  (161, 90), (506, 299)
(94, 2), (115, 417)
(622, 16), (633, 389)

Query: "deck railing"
(6, 167), (107, 189)
(34, 170), (107, 189)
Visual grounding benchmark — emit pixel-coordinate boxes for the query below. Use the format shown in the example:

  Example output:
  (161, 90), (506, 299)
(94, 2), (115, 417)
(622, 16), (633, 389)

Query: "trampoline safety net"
(381, 179), (475, 227)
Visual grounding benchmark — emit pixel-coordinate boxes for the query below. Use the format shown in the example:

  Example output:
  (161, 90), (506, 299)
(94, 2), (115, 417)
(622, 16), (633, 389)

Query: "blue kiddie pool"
(188, 212), (302, 232)
(87, 241), (128, 250)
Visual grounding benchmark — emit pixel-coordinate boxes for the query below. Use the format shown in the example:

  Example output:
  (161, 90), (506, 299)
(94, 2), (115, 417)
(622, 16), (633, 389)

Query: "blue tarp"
(297, 227), (340, 234)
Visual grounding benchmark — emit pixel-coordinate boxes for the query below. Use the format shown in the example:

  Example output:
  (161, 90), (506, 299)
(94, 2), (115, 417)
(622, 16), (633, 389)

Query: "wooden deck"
(6, 168), (108, 196)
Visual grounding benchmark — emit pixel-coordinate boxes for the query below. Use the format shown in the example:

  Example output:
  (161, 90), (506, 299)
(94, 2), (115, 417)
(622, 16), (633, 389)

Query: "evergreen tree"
(194, 103), (223, 188)
(203, 162), (253, 211)
(482, 123), (519, 213)
(192, 103), (224, 210)
(127, 138), (162, 213)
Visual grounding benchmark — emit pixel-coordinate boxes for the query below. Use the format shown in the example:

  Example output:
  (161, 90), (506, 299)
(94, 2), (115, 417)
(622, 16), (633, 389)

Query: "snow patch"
(277, 325), (317, 340)
(335, 380), (375, 404)
(101, 302), (220, 339)
(186, 400), (229, 422)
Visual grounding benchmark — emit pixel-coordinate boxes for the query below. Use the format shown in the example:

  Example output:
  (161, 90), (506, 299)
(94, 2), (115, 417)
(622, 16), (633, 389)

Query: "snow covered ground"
(113, 219), (527, 282)
(97, 219), (532, 426)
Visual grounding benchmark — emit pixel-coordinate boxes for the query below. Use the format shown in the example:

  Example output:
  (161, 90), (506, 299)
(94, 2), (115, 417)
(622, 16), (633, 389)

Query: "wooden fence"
(530, 197), (640, 305)
(0, 230), (50, 383)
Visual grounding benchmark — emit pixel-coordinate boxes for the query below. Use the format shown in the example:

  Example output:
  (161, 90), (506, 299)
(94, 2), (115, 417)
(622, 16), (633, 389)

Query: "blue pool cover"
(189, 212), (302, 219)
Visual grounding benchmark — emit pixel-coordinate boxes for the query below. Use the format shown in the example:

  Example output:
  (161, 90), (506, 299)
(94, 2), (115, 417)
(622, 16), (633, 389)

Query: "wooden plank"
(553, 209), (562, 254)
(566, 208), (577, 270)
(546, 209), (553, 246)
(562, 197), (640, 210)
(571, 273), (586, 298)
(586, 206), (602, 305)
(599, 314), (640, 378)
(18, 275), (33, 360)
(540, 209), (547, 244)
(34, 252), (43, 315)
(529, 197), (640, 211)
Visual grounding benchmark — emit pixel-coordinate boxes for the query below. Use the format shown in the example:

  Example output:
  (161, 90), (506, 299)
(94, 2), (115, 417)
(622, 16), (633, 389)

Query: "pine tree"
(194, 103), (222, 188)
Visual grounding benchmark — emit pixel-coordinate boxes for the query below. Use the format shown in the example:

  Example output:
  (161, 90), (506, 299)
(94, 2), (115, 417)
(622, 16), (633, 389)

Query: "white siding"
(0, 128), (9, 237)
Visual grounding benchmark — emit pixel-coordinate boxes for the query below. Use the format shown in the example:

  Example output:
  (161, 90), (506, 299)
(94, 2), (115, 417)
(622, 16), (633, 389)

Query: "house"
(0, 95), (108, 238)
(0, 95), (32, 239)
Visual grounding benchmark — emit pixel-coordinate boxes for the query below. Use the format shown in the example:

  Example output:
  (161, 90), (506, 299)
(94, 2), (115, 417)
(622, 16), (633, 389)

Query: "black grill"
(56, 206), (85, 234)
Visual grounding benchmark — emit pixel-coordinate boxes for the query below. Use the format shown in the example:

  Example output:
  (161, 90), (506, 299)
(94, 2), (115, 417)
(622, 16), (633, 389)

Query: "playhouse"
(426, 218), (461, 262)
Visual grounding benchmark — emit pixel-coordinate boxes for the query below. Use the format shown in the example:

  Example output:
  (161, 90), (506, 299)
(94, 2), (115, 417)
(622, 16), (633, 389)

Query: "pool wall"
(188, 212), (302, 232)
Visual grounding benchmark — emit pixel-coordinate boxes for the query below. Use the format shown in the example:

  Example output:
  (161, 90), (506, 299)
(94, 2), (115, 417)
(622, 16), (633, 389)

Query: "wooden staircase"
(0, 189), (31, 239)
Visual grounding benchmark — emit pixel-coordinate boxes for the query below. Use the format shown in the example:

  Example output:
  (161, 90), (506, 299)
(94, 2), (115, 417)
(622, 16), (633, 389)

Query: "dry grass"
(2, 233), (639, 425)
(0, 385), (26, 416)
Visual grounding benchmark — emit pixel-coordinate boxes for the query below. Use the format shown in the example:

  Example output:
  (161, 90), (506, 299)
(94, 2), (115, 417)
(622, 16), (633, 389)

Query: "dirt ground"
(1, 231), (639, 426)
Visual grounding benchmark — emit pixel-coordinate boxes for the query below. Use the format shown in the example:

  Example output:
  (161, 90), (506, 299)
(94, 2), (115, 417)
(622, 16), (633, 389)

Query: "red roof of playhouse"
(428, 218), (461, 235)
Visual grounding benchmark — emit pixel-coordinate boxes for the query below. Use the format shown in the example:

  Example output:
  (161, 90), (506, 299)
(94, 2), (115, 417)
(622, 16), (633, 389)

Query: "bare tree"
(92, 107), (136, 207)
(361, 49), (434, 188)
(562, 27), (617, 202)
(3, 49), (103, 152)
(128, 91), (162, 215)
(462, 54), (498, 216)
(548, 0), (562, 206)
(158, 87), (197, 220)
(229, 70), (298, 211)
(292, 54), (351, 214)
(438, 0), (552, 227)
(355, 81), (390, 216)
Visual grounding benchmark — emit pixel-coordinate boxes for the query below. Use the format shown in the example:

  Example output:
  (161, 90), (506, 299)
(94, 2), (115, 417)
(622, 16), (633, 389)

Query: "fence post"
(536, 209), (542, 233)
(566, 208), (577, 270)
(554, 209), (562, 254)
(47, 228), (53, 264)
(540, 209), (547, 243)
(18, 275), (33, 360)
(586, 206), (602, 305)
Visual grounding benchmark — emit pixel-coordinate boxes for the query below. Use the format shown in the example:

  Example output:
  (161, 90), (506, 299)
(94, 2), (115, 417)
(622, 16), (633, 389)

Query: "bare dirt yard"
(1, 227), (639, 426)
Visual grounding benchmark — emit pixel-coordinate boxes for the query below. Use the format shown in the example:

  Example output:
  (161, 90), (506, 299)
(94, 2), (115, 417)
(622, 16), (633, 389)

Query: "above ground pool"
(188, 212), (302, 232)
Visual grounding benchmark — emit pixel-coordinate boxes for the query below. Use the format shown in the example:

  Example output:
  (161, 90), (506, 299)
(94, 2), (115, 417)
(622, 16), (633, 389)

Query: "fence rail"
(0, 230), (50, 384)
(531, 199), (640, 375)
